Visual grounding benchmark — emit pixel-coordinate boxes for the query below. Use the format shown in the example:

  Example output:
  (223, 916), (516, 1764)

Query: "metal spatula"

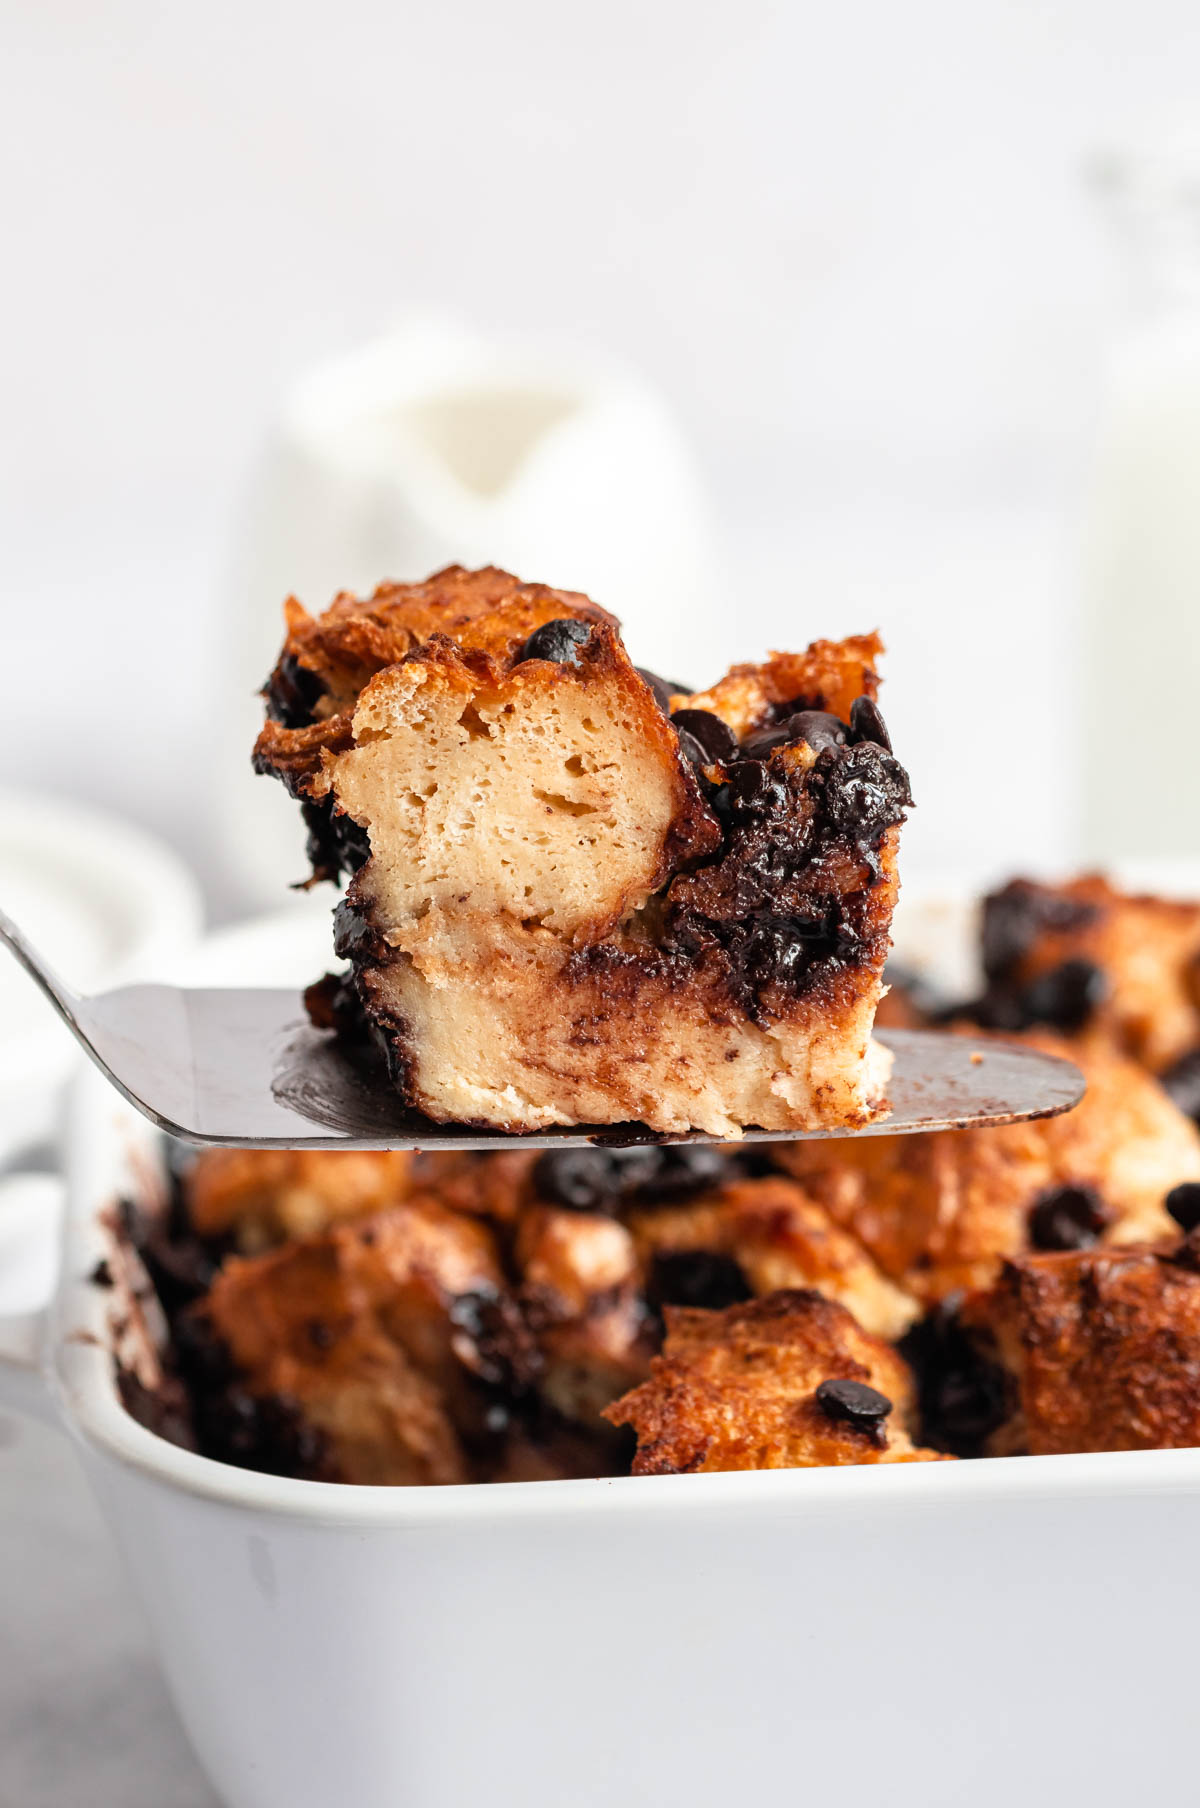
(1, 908), (1085, 1149)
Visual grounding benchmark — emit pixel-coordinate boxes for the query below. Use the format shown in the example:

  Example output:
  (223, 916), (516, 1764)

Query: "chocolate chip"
(921, 1360), (1009, 1453)
(137, 1231), (219, 1313)
(517, 618), (592, 665)
(849, 694), (892, 752)
(743, 914), (830, 989)
(89, 1258), (114, 1289)
(1160, 1049), (1200, 1125)
(724, 758), (788, 815)
(981, 890), (1039, 985)
(675, 728), (710, 768)
(1166, 1181), (1200, 1232)
(815, 1377), (893, 1430)
(447, 1288), (541, 1394)
(818, 741), (913, 843)
(738, 721), (794, 761)
(265, 652), (325, 728)
(738, 709), (853, 763)
(301, 796), (371, 886)
(117, 1367), (196, 1452)
(304, 970), (365, 1043)
(980, 881), (1100, 984)
(194, 1387), (326, 1478)
(648, 1250), (752, 1311)
(533, 1148), (623, 1211)
(1022, 958), (1107, 1033)
(173, 1312), (236, 1389)
(671, 708), (737, 763)
(898, 1299), (1011, 1456)
(608, 1147), (668, 1193)
(1170, 1227), (1200, 1273)
(637, 668), (689, 713)
(534, 1144), (715, 1212)
(787, 709), (848, 752)
(634, 1145), (727, 1204)
(1028, 1184), (1110, 1251)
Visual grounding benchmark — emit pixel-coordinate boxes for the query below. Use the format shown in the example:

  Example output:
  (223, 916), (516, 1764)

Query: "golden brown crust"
(201, 1195), (525, 1485)
(279, 565), (616, 706)
(255, 567), (623, 802)
(963, 1239), (1200, 1455)
(604, 1291), (944, 1474)
(775, 1032), (1200, 1302)
(684, 635), (884, 737)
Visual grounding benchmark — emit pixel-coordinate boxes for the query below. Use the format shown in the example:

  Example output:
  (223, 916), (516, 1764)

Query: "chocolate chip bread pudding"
(253, 565), (912, 1136)
(114, 941), (1200, 1483)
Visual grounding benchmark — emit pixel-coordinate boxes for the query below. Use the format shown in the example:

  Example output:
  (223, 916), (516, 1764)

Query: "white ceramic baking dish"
(4, 908), (1200, 1808)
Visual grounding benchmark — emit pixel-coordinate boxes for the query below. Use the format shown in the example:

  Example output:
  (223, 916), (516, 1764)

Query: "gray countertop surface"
(0, 1412), (219, 1808)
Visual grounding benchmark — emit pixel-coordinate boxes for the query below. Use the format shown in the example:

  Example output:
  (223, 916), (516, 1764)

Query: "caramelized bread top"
(603, 1290), (944, 1473)
(963, 1236), (1200, 1455)
(268, 565), (615, 712)
(199, 1194), (534, 1484)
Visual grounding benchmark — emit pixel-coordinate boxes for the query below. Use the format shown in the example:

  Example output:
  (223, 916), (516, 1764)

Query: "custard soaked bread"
(254, 566), (912, 1135)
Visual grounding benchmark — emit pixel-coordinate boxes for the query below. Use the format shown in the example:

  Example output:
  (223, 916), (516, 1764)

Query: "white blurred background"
(3, 0), (1200, 913)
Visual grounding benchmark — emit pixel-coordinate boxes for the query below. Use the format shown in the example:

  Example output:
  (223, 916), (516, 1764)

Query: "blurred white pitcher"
(1082, 138), (1200, 864)
(219, 319), (715, 907)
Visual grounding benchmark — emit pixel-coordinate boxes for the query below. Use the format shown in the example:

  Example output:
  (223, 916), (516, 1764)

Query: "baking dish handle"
(0, 1173), (63, 1427)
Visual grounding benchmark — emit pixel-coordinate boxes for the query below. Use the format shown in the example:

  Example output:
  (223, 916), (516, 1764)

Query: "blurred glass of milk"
(220, 318), (716, 910)
(1083, 139), (1200, 862)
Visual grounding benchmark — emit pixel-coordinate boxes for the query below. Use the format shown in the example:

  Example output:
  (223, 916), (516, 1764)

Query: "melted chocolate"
(671, 708), (738, 763)
(301, 797), (372, 887)
(899, 1298), (1011, 1457)
(1028, 1184), (1111, 1252)
(662, 740), (911, 1019)
(647, 1250), (753, 1312)
(264, 653), (326, 729)
(980, 882), (1100, 986)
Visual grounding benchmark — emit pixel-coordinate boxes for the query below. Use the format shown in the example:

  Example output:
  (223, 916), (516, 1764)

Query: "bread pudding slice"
(774, 1033), (1200, 1304)
(961, 1236), (1200, 1455)
(254, 565), (911, 1136)
(603, 1291), (944, 1473)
